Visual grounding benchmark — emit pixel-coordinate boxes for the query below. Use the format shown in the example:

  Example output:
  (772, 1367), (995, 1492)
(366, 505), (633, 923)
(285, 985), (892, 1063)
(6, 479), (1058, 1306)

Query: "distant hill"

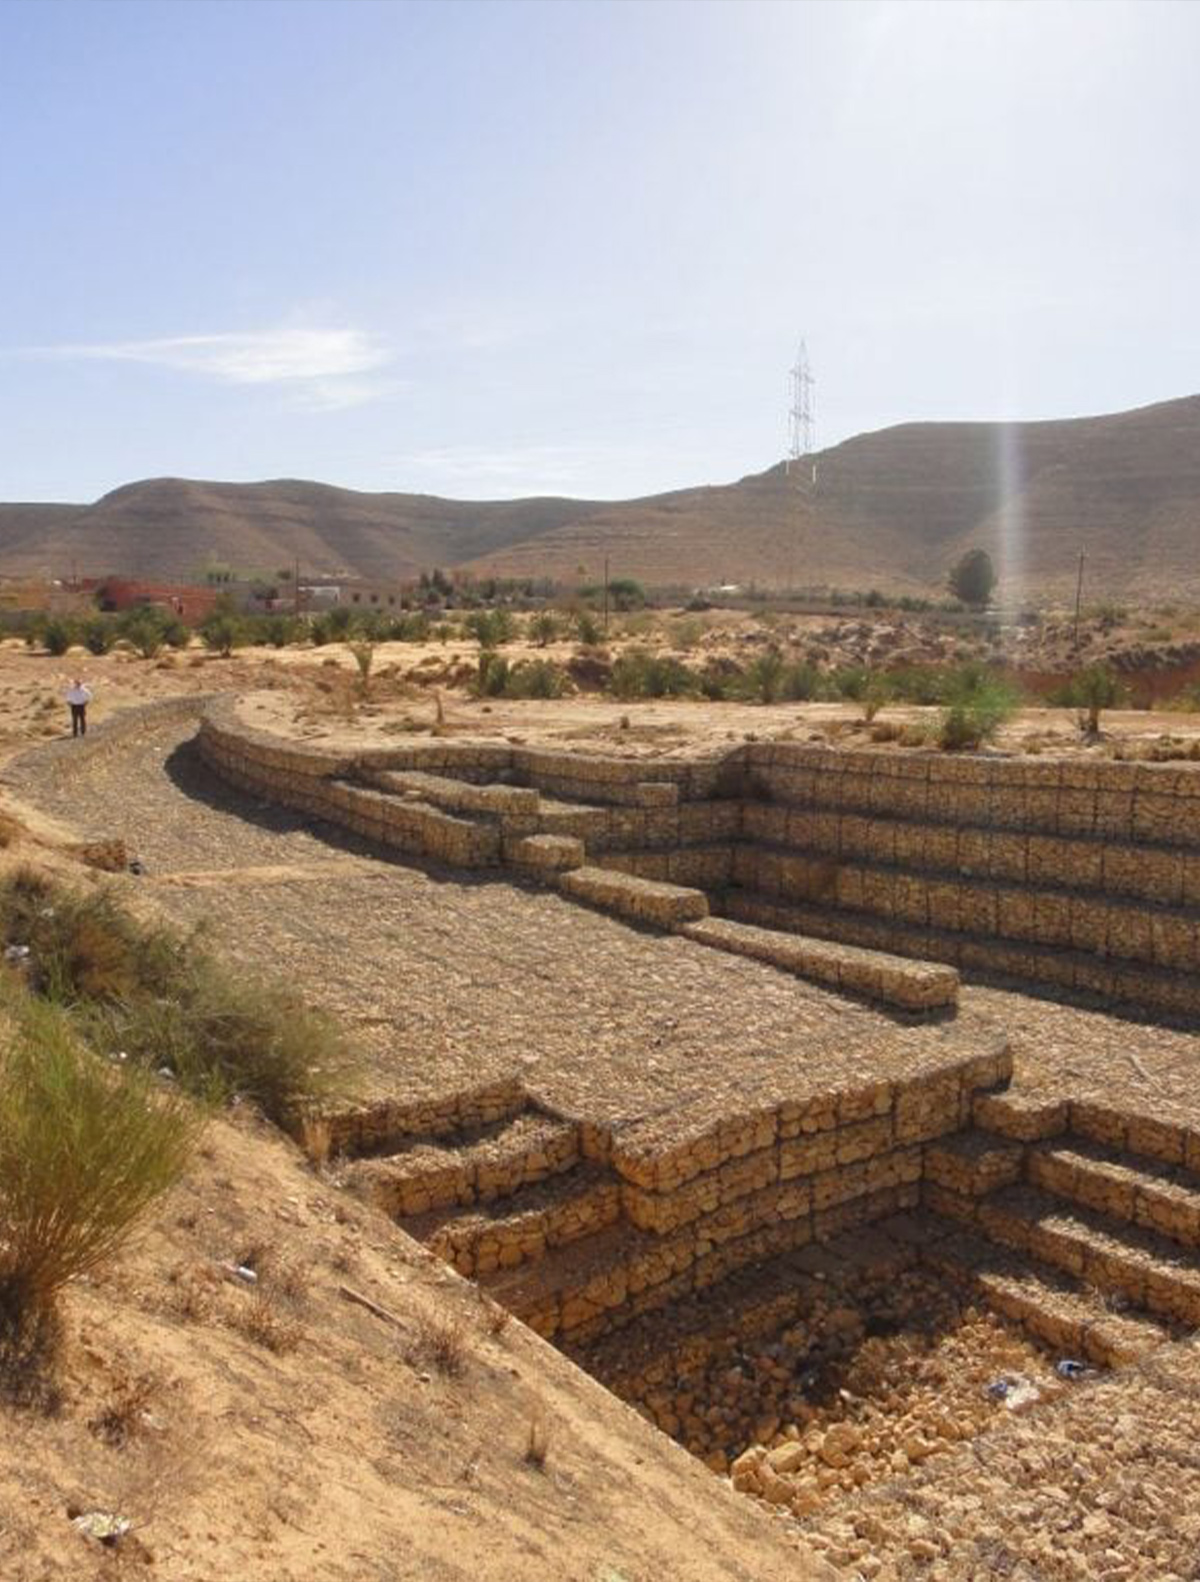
(1, 395), (1198, 599)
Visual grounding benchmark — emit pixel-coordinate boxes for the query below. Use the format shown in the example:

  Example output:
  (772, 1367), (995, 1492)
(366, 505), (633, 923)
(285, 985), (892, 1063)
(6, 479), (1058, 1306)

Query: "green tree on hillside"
(948, 548), (997, 609)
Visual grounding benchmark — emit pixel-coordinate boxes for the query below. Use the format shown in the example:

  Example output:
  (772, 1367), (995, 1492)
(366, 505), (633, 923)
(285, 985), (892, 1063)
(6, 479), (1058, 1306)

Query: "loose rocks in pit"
(615, 1268), (1071, 1520)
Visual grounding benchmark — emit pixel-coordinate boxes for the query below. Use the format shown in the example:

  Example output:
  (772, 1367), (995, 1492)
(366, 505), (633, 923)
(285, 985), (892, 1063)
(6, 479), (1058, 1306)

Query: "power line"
(787, 339), (815, 471)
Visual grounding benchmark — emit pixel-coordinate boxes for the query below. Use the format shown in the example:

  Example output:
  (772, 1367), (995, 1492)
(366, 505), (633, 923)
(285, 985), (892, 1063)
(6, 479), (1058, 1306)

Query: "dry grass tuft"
(232, 1290), (303, 1354)
(89, 1370), (159, 1446)
(409, 1309), (468, 1379)
(524, 1410), (550, 1470)
(477, 1291), (511, 1338)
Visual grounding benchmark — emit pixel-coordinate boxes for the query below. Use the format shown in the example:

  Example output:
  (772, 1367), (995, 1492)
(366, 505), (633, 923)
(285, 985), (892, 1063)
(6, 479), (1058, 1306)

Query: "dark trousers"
(70, 703), (87, 737)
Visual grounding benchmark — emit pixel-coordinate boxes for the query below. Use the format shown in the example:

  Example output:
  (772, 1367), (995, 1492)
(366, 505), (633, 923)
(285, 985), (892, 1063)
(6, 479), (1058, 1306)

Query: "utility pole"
(1073, 549), (1086, 650)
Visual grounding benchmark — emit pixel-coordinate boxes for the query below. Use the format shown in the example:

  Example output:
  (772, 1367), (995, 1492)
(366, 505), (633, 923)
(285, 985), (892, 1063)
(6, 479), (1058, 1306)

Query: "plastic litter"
(234, 1264), (258, 1285)
(128, 859), (146, 876)
(985, 1373), (1041, 1411)
(3, 944), (30, 962)
(72, 1512), (131, 1546)
(1056, 1358), (1093, 1382)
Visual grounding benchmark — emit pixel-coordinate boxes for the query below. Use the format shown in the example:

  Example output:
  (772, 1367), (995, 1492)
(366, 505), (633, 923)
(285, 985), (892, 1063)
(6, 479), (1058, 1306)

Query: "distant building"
(0, 578), (93, 615)
(335, 581), (409, 610)
(95, 578), (220, 623)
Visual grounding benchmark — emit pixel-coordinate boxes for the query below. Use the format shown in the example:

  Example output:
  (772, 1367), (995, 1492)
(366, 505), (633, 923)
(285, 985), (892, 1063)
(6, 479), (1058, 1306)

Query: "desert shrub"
(0, 991), (199, 1348)
(41, 619), (77, 657)
(528, 611), (560, 647)
(327, 606), (355, 638)
(1087, 602), (1128, 627)
(80, 951), (352, 1123)
(503, 659), (568, 699)
(308, 615), (333, 646)
(348, 640), (375, 697)
(743, 648), (786, 703)
(609, 649), (699, 700)
(618, 611), (658, 640)
(1065, 665), (1124, 733)
(161, 615), (190, 649)
(668, 617), (705, 652)
(0, 871), (351, 1124)
(779, 661), (823, 702)
(886, 666), (947, 706)
(580, 577), (645, 612)
(119, 612), (165, 659)
(0, 871), (178, 1005)
(861, 672), (892, 722)
(199, 613), (245, 656)
(262, 614), (300, 648)
(827, 665), (870, 702)
(472, 651), (509, 698)
(82, 618), (116, 656)
(573, 611), (601, 645)
(465, 609), (515, 648)
(398, 612), (430, 643)
(697, 659), (740, 701)
(936, 664), (1019, 750)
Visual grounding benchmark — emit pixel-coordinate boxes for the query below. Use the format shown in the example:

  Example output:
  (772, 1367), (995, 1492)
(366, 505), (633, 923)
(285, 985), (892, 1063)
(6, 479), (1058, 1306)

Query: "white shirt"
(65, 684), (93, 705)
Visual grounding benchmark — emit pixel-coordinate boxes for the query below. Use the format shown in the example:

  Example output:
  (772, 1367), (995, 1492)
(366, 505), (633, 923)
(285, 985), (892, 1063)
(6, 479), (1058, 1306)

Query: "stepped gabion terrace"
(12, 691), (1200, 1575)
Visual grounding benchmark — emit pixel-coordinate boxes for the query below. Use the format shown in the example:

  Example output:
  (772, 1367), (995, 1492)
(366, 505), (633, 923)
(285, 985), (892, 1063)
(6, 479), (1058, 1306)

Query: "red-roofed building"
(95, 579), (220, 623)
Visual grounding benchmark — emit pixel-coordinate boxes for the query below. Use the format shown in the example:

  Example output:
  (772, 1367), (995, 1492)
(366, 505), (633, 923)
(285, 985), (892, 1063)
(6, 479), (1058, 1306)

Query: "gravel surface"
(4, 720), (1000, 1136)
(9, 715), (1200, 1139)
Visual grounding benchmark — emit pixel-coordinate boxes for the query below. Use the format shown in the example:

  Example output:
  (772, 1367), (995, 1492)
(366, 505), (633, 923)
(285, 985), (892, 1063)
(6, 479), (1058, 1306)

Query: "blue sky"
(1, 0), (1197, 503)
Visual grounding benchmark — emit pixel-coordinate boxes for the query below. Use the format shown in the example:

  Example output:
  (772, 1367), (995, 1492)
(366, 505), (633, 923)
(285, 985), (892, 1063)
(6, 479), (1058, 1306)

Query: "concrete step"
(717, 890), (1200, 1022)
(342, 1110), (581, 1218)
(1027, 1137), (1200, 1251)
(529, 795), (611, 843)
(328, 780), (501, 866)
(975, 1184), (1200, 1326)
(596, 845), (734, 893)
(406, 1162), (621, 1279)
(559, 865), (709, 930)
(361, 766), (539, 820)
(923, 1129), (1025, 1197)
(918, 1216), (1174, 1366)
(740, 802), (1197, 908)
(681, 914), (958, 1011)
(728, 841), (1200, 976)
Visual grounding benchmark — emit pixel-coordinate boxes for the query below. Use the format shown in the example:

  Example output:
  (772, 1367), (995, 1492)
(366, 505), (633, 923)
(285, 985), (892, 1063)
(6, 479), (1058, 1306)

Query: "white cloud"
(26, 326), (398, 409)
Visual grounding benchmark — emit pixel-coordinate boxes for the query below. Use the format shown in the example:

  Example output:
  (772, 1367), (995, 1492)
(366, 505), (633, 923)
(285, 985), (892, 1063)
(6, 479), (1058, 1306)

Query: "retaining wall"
(195, 700), (1200, 1020)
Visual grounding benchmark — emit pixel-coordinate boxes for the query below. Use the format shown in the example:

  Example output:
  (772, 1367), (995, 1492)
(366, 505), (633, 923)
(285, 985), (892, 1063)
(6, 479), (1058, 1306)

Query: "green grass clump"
(82, 958), (352, 1123)
(609, 649), (699, 700)
(0, 871), (354, 1125)
(936, 663), (1020, 750)
(0, 989), (200, 1353)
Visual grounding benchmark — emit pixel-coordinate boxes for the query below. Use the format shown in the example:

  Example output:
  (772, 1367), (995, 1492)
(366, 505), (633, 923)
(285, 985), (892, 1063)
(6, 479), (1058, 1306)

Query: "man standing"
(65, 677), (93, 737)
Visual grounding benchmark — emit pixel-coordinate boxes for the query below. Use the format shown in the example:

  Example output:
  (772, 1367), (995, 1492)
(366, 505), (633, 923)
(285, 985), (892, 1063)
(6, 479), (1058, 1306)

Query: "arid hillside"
(0, 479), (609, 585)
(1, 394), (1198, 597)
(468, 394), (1200, 599)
